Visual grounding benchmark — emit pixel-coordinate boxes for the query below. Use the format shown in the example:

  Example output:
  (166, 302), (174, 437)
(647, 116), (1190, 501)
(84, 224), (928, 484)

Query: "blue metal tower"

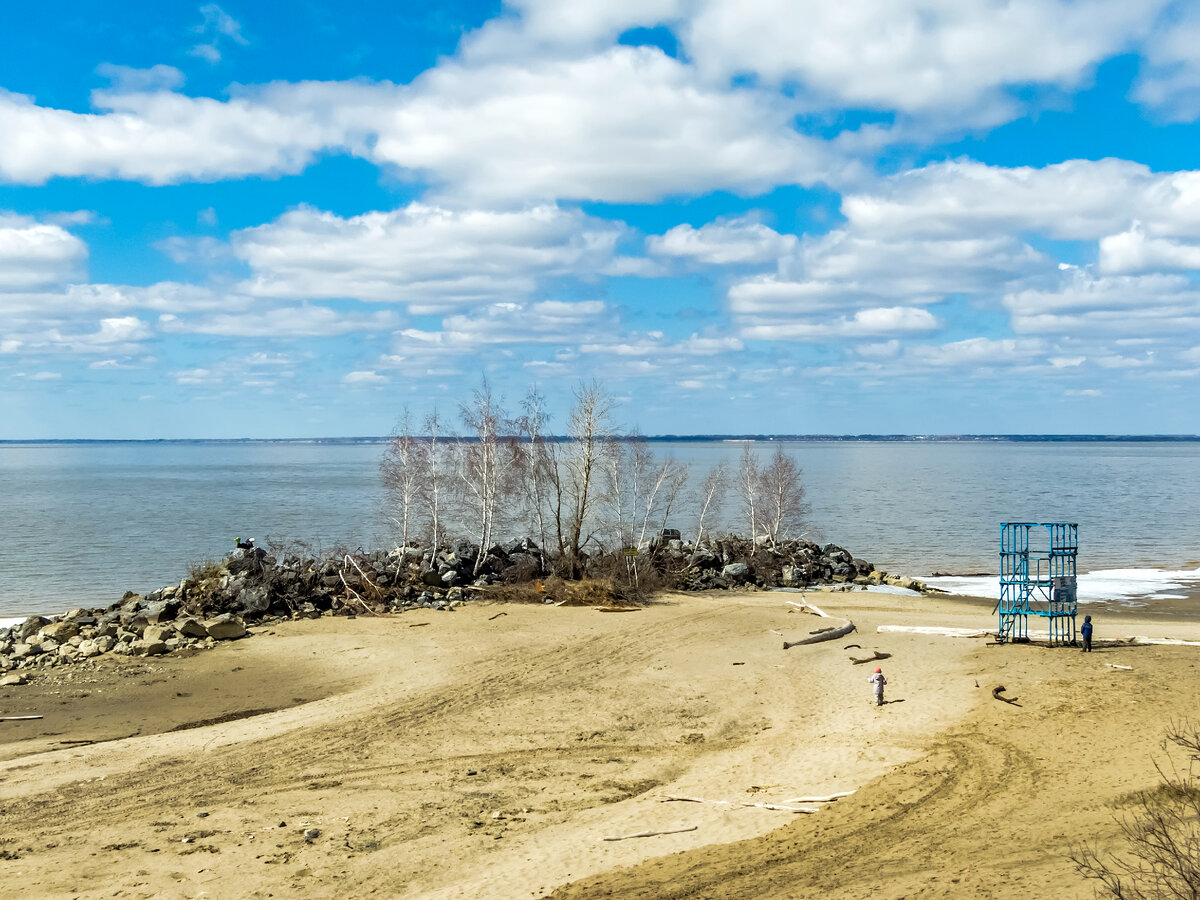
(997, 523), (1078, 645)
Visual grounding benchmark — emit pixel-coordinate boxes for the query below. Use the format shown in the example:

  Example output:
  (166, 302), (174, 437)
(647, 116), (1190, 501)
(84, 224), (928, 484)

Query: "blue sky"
(3, 1), (1200, 438)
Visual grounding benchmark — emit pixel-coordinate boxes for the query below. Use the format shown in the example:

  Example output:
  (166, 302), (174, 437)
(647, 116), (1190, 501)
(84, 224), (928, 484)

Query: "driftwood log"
(849, 650), (892, 665)
(992, 685), (1021, 705)
(783, 619), (856, 649)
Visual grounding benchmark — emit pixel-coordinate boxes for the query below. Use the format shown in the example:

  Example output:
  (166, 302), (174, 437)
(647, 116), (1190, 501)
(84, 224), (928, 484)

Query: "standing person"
(1080, 615), (1093, 652)
(869, 667), (887, 706)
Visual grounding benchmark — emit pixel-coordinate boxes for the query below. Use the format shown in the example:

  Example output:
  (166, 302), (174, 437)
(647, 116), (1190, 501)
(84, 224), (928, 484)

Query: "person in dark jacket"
(1080, 615), (1093, 652)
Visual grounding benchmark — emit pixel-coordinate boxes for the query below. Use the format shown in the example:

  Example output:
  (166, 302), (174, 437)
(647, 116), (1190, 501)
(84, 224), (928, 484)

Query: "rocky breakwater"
(0, 536), (934, 680)
(0, 600), (245, 682)
(662, 537), (933, 594)
(0, 539), (543, 677)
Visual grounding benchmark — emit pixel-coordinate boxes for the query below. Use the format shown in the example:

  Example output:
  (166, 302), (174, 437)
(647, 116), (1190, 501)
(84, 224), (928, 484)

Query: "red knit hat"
(874, 667), (882, 673)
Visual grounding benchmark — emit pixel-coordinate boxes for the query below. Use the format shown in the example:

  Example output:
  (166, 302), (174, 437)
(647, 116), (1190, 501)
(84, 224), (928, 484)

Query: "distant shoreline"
(3, 434), (1200, 445)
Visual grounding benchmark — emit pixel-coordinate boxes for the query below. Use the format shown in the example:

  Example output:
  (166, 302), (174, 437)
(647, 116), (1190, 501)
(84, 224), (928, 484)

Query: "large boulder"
(143, 624), (174, 644)
(142, 599), (180, 624)
(18, 616), (50, 641)
(132, 639), (168, 656)
(237, 586), (271, 614)
(721, 562), (753, 583)
(203, 615), (247, 640)
(175, 617), (209, 638)
(780, 566), (804, 586)
(38, 620), (78, 643)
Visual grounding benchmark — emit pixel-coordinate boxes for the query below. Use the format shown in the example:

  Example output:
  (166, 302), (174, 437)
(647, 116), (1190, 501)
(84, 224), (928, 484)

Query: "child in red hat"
(868, 667), (887, 706)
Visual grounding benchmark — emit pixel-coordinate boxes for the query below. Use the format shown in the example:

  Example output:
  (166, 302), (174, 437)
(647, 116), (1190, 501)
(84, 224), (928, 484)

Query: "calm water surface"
(1, 440), (1198, 616)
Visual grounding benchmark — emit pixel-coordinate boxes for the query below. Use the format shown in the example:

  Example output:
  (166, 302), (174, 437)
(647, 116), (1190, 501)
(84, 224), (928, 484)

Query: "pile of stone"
(657, 537), (930, 594)
(0, 599), (246, 673)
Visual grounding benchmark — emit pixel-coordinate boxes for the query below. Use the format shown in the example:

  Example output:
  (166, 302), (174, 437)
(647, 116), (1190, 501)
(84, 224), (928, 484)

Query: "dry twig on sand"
(849, 650), (892, 665)
(603, 825), (697, 841)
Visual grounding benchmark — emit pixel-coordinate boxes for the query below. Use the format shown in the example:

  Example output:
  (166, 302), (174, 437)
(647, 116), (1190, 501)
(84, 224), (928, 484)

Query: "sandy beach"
(1, 587), (1198, 899)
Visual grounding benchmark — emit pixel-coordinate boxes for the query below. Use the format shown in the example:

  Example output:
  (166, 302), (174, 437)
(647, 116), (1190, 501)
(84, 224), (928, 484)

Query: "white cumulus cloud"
(234, 203), (634, 310)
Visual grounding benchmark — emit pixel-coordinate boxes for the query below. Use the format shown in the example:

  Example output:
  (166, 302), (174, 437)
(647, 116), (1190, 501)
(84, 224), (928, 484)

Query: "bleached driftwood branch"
(877, 626), (991, 637)
(787, 599), (831, 618)
(784, 790), (855, 804)
(740, 801), (818, 813)
(661, 796), (818, 813)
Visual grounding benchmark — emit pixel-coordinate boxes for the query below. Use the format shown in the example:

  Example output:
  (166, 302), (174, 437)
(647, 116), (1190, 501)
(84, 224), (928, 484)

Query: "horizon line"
(2, 433), (1199, 444)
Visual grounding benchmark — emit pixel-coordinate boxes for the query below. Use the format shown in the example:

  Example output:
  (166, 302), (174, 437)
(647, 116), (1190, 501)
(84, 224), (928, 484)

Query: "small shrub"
(1071, 720), (1200, 899)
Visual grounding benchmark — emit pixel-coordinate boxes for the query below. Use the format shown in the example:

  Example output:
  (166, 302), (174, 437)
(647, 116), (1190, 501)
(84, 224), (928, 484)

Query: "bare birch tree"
(380, 407), (422, 548)
(693, 460), (727, 549)
(514, 385), (557, 570)
(757, 446), (807, 545)
(561, 380), (615, 578)
(457, 377), (516, 575)
(634, 451), (688, 549)
(419, 409), (452, 558)
(738, 443), (761, 543)
(601, 438), (634, 550)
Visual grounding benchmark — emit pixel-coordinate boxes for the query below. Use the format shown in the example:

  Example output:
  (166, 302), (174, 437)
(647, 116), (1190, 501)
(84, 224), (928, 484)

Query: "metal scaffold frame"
(997, 523), (1078, 645)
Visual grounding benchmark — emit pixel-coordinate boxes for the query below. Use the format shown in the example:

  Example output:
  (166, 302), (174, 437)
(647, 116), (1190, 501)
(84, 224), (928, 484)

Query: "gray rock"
(18, 616), (50, 640)
(38, 620), (78, 643)
(238, 586), (270, 614)
(77, 639), (102, 658)
(132, 639), (168, 656)
(204, 615), (247, 640)
(143, 624), (174, 644)
(143, 599), (180, 624)
(10, 643), (32, 659)
(721, 562), (753, 582)
(176, 617), (209, 638)
(0, 672), (29, 686)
